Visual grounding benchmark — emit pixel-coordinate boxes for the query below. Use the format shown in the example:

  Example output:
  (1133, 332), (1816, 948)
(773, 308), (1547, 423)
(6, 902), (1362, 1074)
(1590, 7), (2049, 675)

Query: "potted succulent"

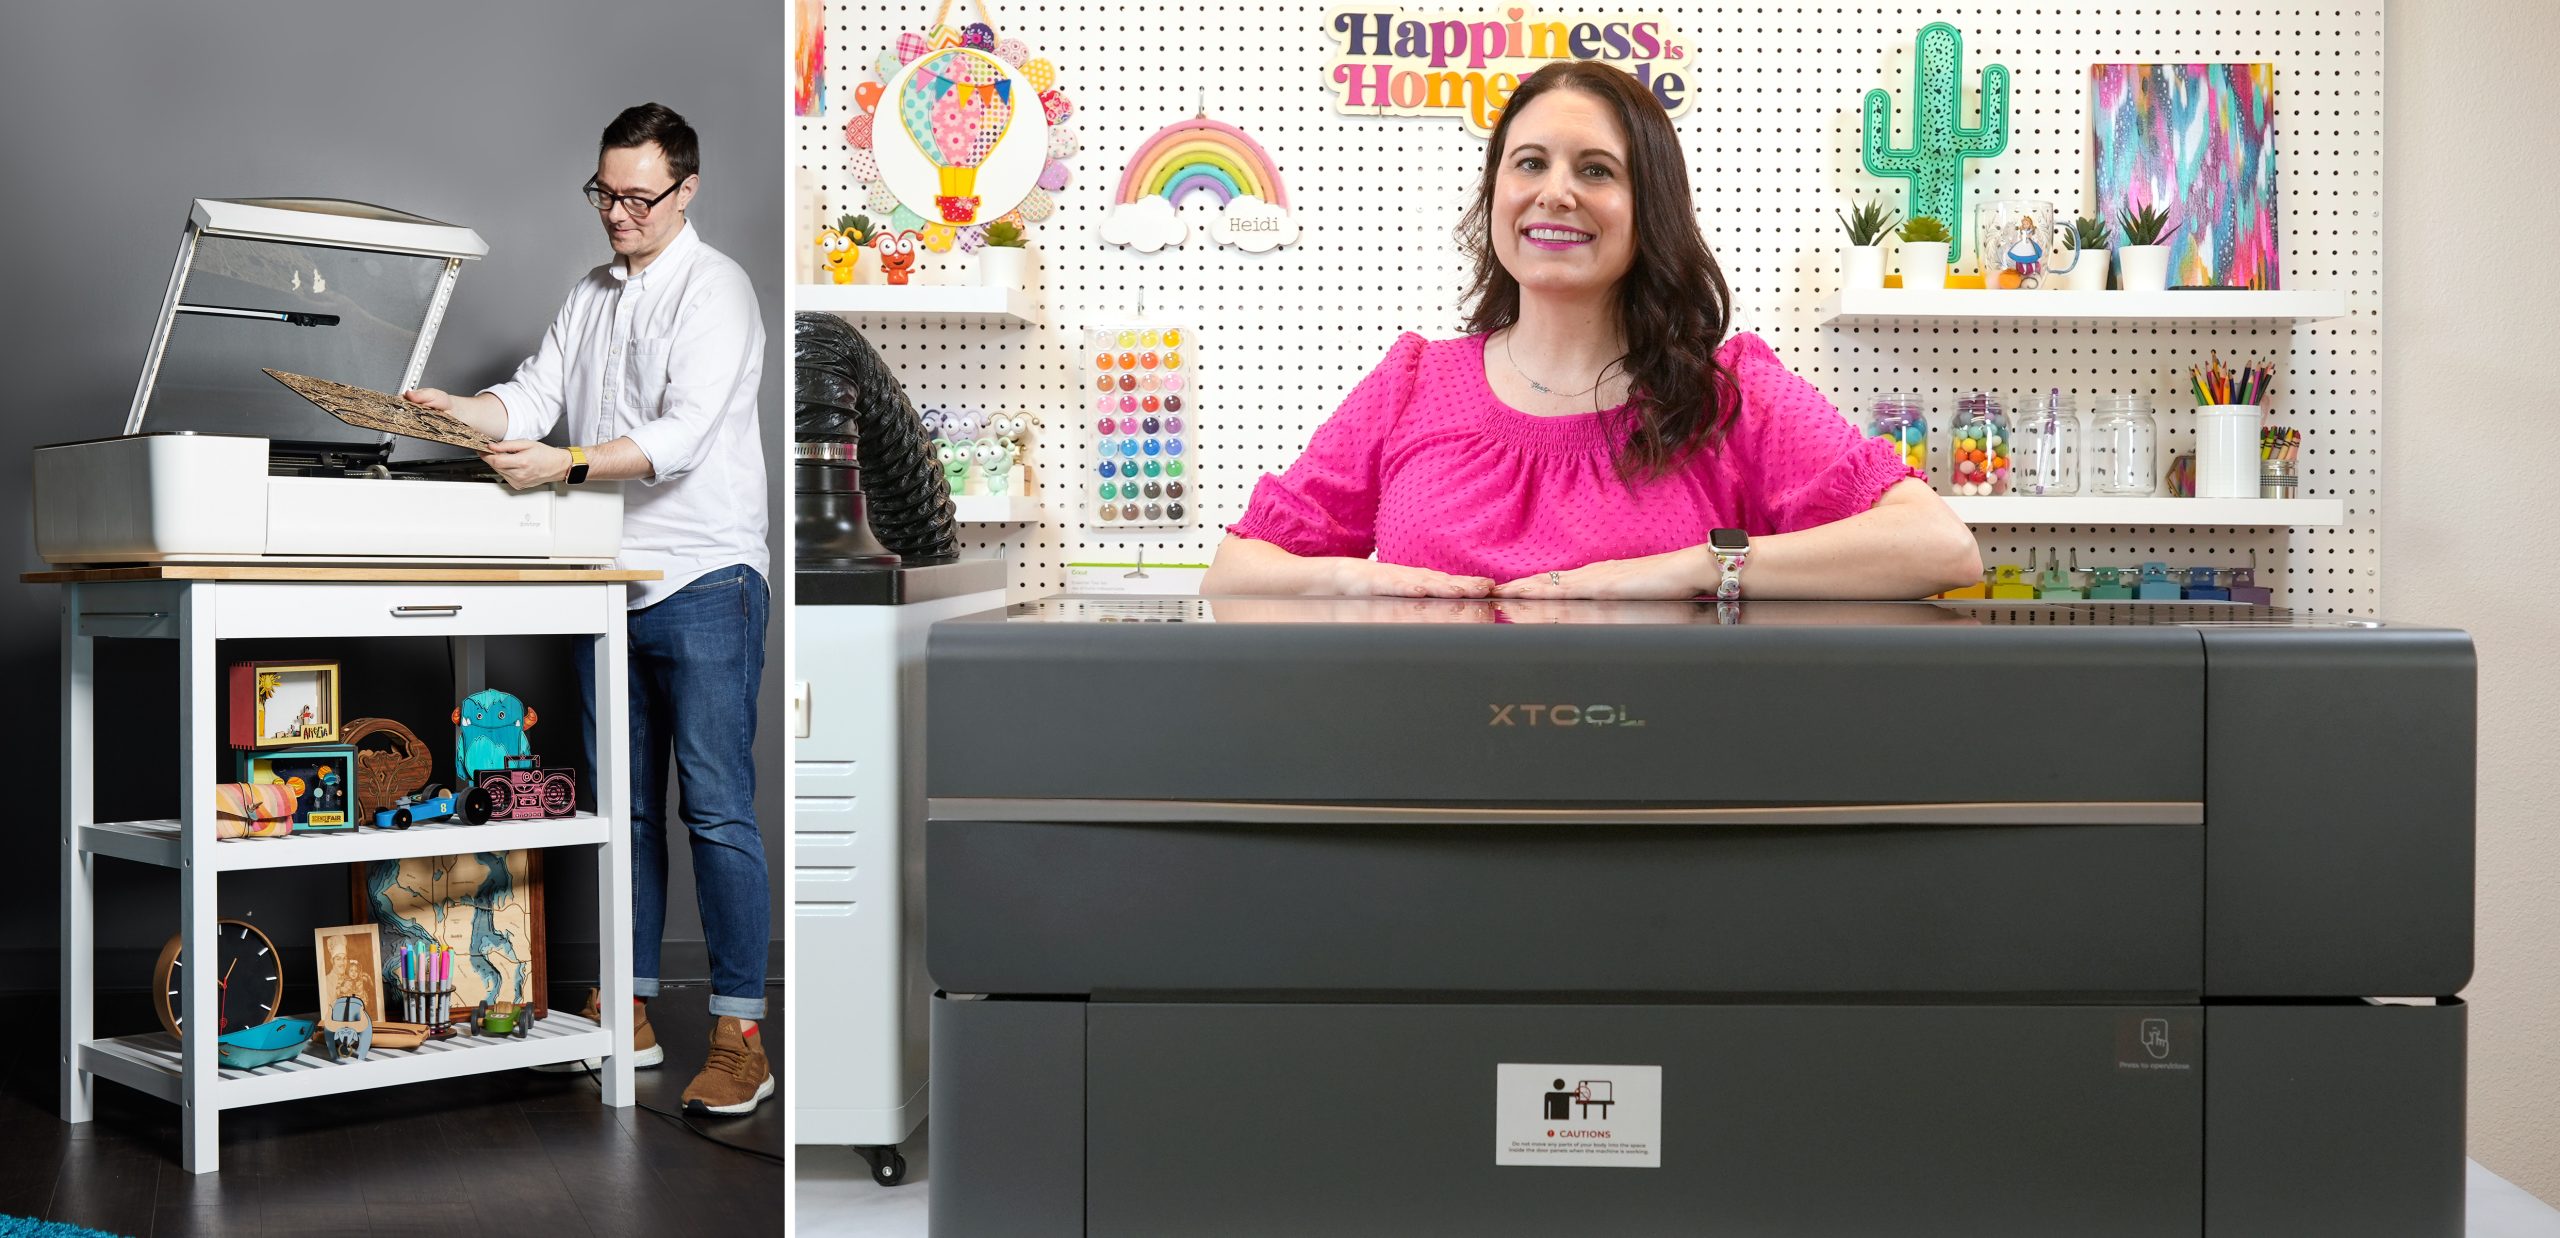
(1836, 198), (1899, 290)
(2114, 204), (2177, 292)
(839, 213), (880, 284)
(2058, 216), (2112, 291)
(977, 220), (1031, 288)
(1897, 216), (1951, 289)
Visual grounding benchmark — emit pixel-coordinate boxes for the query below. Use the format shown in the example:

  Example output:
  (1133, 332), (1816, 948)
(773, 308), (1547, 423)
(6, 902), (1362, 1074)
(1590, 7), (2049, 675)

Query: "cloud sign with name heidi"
(1099, 113), (1303, 253)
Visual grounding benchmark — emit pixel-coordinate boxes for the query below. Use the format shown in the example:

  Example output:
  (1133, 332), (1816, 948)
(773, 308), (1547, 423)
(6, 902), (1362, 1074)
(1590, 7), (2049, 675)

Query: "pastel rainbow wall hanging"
(1098, 115), (1303, 253)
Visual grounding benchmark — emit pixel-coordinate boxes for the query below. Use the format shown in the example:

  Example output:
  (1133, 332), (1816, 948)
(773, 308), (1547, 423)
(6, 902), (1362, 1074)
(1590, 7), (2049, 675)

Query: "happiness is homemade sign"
(1325, 6), (1696, 137)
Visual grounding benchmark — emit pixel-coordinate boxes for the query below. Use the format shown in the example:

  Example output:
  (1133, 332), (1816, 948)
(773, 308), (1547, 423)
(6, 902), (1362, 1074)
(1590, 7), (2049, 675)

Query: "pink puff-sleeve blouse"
(1227, 331), (1922, 582)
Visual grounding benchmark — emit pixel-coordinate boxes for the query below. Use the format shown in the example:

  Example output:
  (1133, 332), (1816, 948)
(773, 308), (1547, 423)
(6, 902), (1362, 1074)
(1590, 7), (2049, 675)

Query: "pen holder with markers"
(390, 980), (458, 1031)
(2259, 424), (2300, 498)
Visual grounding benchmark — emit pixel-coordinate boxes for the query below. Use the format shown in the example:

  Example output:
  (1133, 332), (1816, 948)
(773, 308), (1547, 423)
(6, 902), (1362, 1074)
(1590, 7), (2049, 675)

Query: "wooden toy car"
(374, 784), (493, 830)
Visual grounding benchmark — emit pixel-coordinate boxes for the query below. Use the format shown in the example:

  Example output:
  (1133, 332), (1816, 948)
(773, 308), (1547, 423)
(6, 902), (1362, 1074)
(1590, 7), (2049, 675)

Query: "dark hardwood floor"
(0, 983), (784, 1237)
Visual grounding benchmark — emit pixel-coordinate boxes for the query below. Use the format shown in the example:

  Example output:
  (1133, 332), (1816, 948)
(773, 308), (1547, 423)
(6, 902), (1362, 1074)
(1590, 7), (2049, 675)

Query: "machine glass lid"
(127, 198), (485, 446)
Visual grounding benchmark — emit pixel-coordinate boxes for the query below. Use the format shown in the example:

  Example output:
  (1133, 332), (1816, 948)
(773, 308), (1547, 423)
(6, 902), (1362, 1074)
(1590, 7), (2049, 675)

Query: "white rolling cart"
(791, 557), (1007, 1186)
(44, 565), (651, 1174)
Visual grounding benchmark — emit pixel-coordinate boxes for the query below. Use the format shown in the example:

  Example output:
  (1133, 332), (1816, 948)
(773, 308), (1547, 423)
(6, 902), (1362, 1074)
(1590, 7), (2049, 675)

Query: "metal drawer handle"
(391, 605), (463, 618)
(86, 610), (172, 620)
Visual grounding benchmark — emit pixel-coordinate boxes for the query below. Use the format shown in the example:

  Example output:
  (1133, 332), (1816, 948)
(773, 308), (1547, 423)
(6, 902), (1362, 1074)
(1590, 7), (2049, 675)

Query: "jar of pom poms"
(1949, 392), (2012, 497)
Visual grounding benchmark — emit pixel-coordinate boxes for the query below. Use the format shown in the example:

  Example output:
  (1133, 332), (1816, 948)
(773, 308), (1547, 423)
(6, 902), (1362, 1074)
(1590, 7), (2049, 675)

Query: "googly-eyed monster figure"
(453, 689), (537, 784)
(972, 436), (1016, 497)
(918, 407), (949, 442)
(944, 410), (982, 443)
(938, 440), (971, 494)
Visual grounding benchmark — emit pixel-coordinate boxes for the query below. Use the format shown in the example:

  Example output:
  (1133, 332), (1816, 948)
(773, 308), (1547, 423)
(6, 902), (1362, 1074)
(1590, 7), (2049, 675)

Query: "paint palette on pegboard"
(1085, 323), (1194, 529)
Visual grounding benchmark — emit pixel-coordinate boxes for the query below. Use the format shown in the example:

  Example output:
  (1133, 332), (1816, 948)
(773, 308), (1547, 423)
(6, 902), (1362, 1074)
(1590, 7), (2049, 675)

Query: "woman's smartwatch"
(564, 444), (590, 485)
(1708, 528), (1750, 600)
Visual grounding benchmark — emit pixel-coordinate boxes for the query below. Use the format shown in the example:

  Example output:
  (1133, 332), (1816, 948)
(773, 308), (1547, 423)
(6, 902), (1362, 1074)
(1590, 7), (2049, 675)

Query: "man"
(404, 102), (772, 1116)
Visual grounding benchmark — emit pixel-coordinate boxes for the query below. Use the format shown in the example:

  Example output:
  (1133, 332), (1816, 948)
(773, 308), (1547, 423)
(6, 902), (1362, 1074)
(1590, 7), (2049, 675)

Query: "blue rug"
(0, 1219), (130, 1238)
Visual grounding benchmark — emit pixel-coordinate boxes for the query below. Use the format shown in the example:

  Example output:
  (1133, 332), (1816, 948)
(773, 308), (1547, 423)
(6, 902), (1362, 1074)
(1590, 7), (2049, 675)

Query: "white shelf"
(1817, 288), (2347, 324)
(951, 494), (1043, 523)
(1944, 496), (2344, 526)
(800, 281), (1039, 325)
(80, 1012), (608, 1110)
(80, 812), (613, 871)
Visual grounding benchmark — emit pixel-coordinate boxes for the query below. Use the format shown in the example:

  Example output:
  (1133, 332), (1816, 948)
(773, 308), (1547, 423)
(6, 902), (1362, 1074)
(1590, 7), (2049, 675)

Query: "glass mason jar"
(1949, 392), (2011, 496)
(2088, 395), (2161, 496)
(1867, 394), (1930, 479)
(2013, 390), (2082, 496)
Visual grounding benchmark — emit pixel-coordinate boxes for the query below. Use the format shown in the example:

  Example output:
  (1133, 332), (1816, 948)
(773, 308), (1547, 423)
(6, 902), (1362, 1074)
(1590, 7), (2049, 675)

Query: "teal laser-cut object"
(1862, 22), (2010, 262)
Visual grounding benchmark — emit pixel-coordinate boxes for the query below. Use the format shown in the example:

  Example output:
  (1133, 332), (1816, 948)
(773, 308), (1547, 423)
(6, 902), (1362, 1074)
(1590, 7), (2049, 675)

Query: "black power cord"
(579, 1059), (785, 1165)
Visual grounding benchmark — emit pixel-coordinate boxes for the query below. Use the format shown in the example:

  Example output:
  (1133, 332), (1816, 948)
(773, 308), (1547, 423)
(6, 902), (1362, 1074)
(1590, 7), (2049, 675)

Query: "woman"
(1202, 61), (1981, 600)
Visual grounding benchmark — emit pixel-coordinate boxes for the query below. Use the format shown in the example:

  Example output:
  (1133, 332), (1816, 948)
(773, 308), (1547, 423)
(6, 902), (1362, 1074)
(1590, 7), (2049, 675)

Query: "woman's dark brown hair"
(1458, 61), (1738, 481)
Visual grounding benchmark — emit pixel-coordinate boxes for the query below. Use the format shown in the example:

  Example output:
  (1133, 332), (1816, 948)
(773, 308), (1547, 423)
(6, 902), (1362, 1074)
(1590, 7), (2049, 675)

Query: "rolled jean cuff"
(631, 977), (662, 999)
(709, 992), (767, 1019)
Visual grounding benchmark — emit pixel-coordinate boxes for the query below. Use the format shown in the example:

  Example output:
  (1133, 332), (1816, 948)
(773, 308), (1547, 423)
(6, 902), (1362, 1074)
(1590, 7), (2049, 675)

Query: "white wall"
(2386, 0), (2560, 1198)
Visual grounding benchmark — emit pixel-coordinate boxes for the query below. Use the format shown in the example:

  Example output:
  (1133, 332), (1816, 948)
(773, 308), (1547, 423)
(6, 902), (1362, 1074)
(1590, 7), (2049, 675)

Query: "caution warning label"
(1494, 1063), (1662, 1168)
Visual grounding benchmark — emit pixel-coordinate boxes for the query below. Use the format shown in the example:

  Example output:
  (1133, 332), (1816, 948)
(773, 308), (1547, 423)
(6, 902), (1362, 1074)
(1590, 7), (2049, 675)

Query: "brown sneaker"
(531, 987), (663, 1071)
(680, 1016), (775, 1116)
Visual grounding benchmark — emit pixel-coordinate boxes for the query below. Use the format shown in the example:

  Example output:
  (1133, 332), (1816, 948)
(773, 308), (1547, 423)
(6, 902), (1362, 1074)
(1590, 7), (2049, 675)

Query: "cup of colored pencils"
(2191, 352), (2272, 409)
(2190, 353), (2268, 499)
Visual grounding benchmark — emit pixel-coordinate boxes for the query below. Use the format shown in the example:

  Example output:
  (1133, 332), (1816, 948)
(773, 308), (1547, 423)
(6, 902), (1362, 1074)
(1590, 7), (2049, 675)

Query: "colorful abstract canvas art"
(2090, 63), (2280, 288)
(793, 0), (826, 116)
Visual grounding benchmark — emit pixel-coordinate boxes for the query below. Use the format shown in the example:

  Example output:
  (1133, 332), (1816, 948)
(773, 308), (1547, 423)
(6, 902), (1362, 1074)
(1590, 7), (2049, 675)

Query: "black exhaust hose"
(792, 311), (960, 565)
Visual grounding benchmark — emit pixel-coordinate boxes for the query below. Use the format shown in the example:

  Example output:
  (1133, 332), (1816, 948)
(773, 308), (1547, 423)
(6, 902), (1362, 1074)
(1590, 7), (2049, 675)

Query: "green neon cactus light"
(1862, 22), (2010, 262)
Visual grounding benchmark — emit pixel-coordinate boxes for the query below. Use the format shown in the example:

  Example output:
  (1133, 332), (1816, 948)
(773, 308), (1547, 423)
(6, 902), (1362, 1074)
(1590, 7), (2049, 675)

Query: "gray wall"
(0, 1), (784, 998)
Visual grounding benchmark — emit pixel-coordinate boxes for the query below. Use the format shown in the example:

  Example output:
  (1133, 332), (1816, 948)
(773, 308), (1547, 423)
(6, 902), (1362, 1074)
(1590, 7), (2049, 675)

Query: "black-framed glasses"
(583, 177), (685, 217)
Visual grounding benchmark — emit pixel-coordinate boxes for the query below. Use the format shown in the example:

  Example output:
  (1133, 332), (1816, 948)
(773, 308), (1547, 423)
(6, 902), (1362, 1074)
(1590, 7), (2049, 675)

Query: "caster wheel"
(861, 1146), (909, 1187)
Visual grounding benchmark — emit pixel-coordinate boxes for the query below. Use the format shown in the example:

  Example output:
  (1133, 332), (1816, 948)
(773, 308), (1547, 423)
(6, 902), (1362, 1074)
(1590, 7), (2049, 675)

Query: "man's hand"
(1493, 549), (1708, 600)
(1343, 561), (1495, 598)
(402, 386), (514, 443)
(479, 440), (570, 490)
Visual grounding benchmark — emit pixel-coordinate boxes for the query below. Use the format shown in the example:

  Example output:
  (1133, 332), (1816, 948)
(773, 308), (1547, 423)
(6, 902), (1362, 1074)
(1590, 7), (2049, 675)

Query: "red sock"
(738, 1020), (759, 1038)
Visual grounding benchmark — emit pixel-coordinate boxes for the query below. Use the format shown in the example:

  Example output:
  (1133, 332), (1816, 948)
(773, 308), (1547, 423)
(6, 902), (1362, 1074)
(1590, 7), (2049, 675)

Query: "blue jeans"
(579, 564), (771, 1019)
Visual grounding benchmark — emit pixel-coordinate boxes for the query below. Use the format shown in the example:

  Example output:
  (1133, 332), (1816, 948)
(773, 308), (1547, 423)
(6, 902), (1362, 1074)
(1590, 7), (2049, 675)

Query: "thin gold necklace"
(1501, 329), (1619, 400)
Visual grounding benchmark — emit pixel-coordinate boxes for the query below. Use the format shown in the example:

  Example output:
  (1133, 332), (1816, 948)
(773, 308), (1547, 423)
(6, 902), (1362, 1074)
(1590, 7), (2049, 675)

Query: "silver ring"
(1548, 571), (1562, 587)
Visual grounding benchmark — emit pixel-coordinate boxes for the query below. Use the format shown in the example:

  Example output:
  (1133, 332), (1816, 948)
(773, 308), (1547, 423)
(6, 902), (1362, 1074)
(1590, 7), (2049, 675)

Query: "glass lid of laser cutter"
(129, 201), (470, 446)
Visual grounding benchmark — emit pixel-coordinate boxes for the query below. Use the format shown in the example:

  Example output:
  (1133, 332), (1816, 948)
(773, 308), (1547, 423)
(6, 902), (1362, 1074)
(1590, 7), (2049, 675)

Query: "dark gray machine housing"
(923, 600), (2475, 1237)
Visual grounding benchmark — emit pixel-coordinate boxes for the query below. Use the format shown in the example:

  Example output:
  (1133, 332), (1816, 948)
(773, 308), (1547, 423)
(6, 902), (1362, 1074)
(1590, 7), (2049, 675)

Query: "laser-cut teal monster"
(1862, 22), (2010, 263)
(454, 689), (536, 784)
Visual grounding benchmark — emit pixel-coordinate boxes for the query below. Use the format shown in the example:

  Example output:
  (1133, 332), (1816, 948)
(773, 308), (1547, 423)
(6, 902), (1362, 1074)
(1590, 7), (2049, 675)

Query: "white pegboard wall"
(806, 1), (2382, 612)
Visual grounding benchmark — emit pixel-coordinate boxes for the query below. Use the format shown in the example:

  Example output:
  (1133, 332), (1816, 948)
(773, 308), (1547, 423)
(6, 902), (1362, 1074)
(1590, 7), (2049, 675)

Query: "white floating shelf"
(952, 495), (1043, 523)
(1944, 496), (2344, 526)
(80, 812), (613, 872)
(80, 1012), (609, 1109)
(800, 281), (1039, 325)
(1817, 288), (2347, 324)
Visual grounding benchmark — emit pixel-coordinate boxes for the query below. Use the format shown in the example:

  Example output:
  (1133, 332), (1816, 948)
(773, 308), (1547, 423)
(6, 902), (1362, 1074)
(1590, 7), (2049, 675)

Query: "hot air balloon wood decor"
(845, 0), (1079, 255)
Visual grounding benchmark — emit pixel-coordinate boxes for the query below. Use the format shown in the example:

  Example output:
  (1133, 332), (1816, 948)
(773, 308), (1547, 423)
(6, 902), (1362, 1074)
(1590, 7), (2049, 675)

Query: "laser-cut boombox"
(470, 757), (579, 821)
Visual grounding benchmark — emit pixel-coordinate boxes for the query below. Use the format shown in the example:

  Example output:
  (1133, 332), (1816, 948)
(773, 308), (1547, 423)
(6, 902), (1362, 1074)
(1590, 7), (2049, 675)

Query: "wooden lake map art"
(264, 368), (494, 451)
